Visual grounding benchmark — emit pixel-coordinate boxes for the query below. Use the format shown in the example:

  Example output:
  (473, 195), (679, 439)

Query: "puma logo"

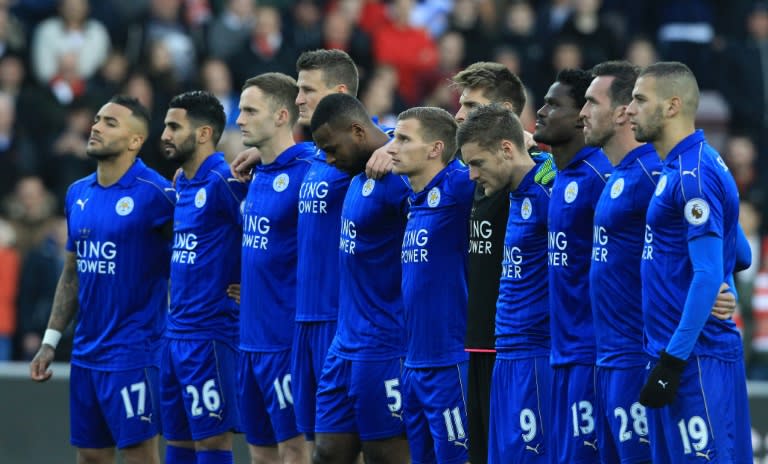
(76, 198), (89, 210)
(695, 450), (712, 461)
(140, 414), (152, 423)
(682, 168), (698, 177)
(525, 443), (542, 454)
(391, 411), (403, 421)
(583, 440), (598, 451)
(639, 437), (650, 444)
(657, 379), (669, 389)
(453, 440), (469, 450)
(208, 411), (223, 420)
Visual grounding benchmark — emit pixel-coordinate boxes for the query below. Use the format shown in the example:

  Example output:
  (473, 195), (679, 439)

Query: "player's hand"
(230, 148), (261, 182)
(172, 168), (183, 188)
(227, 283), (241, 305)
(639, 350), (686, 408)
(523, 130), (537, 150)
(29, 344), (55, 382)
(532, 153), (556, 186)
(711, 282), (736, 321)
(365, 145), (393, 180)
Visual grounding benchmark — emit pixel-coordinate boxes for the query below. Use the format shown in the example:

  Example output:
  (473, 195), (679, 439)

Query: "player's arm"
(365, 142), (393, 180)
(735, 223), (751, 272)
(30, 251), (79, 382)
(230, 147), (262, 182)
(710, 224), (751, 320)
(640, 234), (723, 407)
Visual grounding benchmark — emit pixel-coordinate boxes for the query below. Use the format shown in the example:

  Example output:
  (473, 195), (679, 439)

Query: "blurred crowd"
(1, 0), (768, 377)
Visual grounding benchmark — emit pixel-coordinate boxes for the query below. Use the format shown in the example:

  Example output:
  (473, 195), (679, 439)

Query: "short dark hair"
(591, 60), (640, 107)
(456, 103), (525, 154)
(243, 72), (299, 125)
(109, 94), (150, 131)
(296, 49), (359, 97)
(310, 93), (370, 133)
(168, 90), (226, 144)
(555, 68), (593, 110)
(397, 107), (458, 163)
(452, 62), (527, 115)
(639, 61), (699, 115)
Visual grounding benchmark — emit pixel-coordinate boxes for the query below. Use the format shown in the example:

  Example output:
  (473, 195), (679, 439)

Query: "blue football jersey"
(296, 149), (351, 322)
(65, 158), (175, 370)
(590, 144), (661, 368)
(330, 171), (411, 361)
(401, 159), (474, 368)
(168, 152), (247, 342)
(642, 130), (742, 361)
(548, 146), (612, 366)
(495, 165), (551, 358)
(240, 143), (314, 352)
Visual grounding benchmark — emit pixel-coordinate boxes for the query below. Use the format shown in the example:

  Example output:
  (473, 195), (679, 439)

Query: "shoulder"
(135, 168), (175, 206)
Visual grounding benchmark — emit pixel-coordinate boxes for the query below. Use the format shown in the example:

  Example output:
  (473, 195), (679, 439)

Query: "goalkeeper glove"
(639, 350), (686, 408)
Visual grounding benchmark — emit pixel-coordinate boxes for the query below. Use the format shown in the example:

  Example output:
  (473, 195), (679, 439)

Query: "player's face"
(296, 69), (334, 126)
(534, 82), (583, 146)
(161, 108), (197, 165)
(388, 118), (431, 177)
(461, 141), (510, 196)
(313, 123), (366, 175)
(236, 86), (278, 148)
(455, 87), (491, 124)
(627, 76), (664, 143)
(580, 76), (616, 147)
(86, 102), (135, 159)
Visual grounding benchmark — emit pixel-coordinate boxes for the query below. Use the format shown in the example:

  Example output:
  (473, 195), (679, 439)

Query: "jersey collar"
(258, 143), (310, 172)
(88, 158), (148, 188)
(178, 152), (225, 185)
(615, 143), (656, 171)
(410, 158), (463, 201)
(561, 146), (603, 171)
(663, 130), (705, 165)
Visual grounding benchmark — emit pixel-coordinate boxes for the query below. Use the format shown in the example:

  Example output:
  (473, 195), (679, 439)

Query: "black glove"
(639, 350), (686, 408)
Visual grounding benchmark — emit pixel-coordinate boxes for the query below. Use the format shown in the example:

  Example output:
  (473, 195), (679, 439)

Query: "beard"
(633, 106), (664, 143)
(584, 125), (614, 147)
(163, 133), (197, 165)
(86, 141), (121, 160)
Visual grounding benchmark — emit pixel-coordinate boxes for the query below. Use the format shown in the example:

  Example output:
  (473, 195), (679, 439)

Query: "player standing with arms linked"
(449, 63), (554, 464)
(310, 93), (411, 464)
(628, 62), (753, 462)
(536, 69), (612, 464)
(388, 107), (473, 464)
(237, 73), (314, 464)
(159, 90), (247, 464)
(30, 95), (174, 464)
(459, 103), (553, 463)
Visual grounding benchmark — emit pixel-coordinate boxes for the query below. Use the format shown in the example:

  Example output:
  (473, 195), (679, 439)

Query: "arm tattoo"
(47, 252), (79, 331)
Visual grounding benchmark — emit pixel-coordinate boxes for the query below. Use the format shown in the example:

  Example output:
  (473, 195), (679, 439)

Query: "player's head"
(295, 49), (359, 126)
(626, 61), (699, 144)
(452, 62), (526, 123)
(457, 103), (527, 196)
(86, 95), (150, 160)
(162, 90), (226, 165)
(237, 72), (299, 148)
(310, 93), (375, 175)
(533, 68), (592, 146)
(580, 60), (640, 147)
(388, 106), (458, 178)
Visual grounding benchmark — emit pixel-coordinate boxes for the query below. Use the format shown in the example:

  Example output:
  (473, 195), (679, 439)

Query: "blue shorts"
(70, 364), (160, 449)
(489, 356), (551, 464)
(551, 364), (599, 464)
(315, 353), (405, 441)
(645, 356), (752, 463)
(238, 350), (300, 446)
(160, 338), (240, 441)
(291, 321), (337, 438)
(403, 362), (469, 464)
(595, 366), (651, 464)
